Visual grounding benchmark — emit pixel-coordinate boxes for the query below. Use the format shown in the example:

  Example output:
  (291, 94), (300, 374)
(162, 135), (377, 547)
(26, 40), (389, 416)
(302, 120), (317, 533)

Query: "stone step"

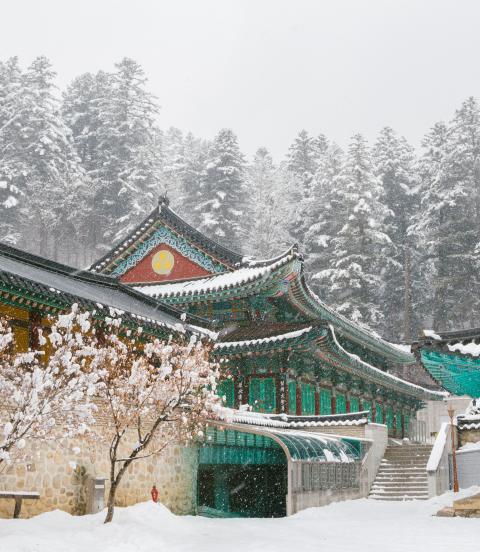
(368, 493), (428, 500)
(384, 455), (431, 460)
(371, 486), (428, 492)
(377, 468), (427, 472)
(375, 479), (427, 485)
(385, 450), (432, 455)
(369, 495), (429, 501)
(384, 450), (432, 455)
(384, 453), (432, 459)
(380, 458), (428, 466)
(369, 446), (431, 502)
(377, 468), (427, 477)
(371, 482), (428, 489)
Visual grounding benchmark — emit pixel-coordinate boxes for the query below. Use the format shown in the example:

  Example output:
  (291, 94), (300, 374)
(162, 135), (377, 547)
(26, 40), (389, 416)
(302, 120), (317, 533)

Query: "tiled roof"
(0, 243), (211, 338)
(135, 249), (296, 300)
(229, 410), (369, 429)
(90, 197), (243, 273)
(214, 326), (315, 354)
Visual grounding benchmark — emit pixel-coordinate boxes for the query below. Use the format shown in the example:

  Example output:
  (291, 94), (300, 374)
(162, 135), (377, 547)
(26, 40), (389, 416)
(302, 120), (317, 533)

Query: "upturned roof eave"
(289, 274), (416, 365)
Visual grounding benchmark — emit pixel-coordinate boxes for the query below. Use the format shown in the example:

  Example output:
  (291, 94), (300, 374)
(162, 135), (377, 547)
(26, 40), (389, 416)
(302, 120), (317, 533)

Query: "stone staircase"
(368, 444), (433, 501)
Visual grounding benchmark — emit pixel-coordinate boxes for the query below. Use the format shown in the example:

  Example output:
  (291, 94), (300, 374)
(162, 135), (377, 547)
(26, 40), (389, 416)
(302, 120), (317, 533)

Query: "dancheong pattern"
(111, 226), (227, 277)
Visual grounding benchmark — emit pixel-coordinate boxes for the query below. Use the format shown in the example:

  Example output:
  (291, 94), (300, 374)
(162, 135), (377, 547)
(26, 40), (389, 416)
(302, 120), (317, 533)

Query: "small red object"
(151, 485), (158, 503)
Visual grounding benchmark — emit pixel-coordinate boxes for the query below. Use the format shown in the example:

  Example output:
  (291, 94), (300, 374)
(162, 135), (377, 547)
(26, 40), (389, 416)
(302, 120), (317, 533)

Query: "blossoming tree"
(89, 319), (222, 523)
(0, 306), (99, 467)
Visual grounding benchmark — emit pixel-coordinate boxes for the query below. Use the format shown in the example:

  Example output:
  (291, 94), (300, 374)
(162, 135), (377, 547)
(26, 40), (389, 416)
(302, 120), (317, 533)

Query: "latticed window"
(301, 383), (315, 415)
(249, 377), (276, 413)
(320, 388), (332, 415)
(288, 381), (297, 414)
(336, 393), (347, 414)
(396, 411), (402, 433)
(386, 407), (394, 430)
(362, 400), (372, 421)
(217, 378), (235, 408)
(375, 404), (383, 424)
(350, 396), (360, 413)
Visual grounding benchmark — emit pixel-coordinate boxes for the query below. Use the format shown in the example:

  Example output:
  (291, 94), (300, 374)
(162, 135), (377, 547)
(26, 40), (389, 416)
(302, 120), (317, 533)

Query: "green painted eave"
(419, 349), (480, 397)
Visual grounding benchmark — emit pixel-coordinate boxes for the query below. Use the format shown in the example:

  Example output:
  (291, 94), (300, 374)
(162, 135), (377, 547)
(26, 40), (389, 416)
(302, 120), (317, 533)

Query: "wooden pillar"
(296, 384), (302, 415)
(331, 387), (336, 415)
(315, 389), (320, 416)
(346, 392), (351, 414)
(29, 310), (42, 350)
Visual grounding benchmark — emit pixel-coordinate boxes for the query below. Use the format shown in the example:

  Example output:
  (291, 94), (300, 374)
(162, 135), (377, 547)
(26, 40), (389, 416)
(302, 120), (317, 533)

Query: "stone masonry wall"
(0, 433), (198, 519)
(459, 428), (480, 446)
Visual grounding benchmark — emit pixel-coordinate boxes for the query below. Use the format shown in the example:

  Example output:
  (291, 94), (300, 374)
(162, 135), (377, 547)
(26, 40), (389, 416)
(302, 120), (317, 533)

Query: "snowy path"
(0, 488), (479, 552)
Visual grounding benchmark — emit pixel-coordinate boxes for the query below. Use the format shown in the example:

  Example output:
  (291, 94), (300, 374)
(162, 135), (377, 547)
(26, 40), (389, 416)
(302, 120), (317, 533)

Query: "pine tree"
(247, 147), (291, 258)
(162, 127), (185, 204)
(98, 58), (162, 244)
(62, 71), (111, 264)
(306, 143), (344, 298)
(415, 98), (480, 330)
(197, 128), (248, 251)
(0, 56), (85, 261)
(372, 127), (418, 340)
(285, 130), (321, 243)
(317, 134), (392, 329)
(0, 57), (26, 245)
(175, 132), (209, 229)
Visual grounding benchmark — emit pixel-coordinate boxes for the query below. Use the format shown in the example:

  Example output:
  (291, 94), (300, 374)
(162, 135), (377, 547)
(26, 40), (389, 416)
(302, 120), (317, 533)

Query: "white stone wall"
(362, 423), (388, 496)
(457, 449), (480, 489)
(417, 396), (471, 436)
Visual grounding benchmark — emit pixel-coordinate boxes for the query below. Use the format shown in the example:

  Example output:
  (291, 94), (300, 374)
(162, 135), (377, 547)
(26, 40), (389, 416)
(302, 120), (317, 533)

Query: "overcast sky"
(1, 0), (480, 158)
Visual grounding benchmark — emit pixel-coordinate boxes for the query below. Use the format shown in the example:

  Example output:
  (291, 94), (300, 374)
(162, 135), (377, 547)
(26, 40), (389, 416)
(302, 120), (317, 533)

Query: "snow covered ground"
(1, 489), (479, 552)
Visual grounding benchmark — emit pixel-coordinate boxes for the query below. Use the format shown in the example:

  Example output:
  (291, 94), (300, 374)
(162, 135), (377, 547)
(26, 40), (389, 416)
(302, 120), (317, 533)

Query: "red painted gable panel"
(120, 243), (212, 284)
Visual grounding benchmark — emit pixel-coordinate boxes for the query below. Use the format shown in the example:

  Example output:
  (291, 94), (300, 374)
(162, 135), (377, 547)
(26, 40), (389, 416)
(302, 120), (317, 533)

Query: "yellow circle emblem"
(151, 250), (175, 275)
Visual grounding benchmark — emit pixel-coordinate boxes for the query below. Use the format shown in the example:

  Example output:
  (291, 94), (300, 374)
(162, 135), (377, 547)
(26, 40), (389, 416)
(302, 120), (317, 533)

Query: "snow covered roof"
(457, 398), (480, 430)
(229, 410), (369, 429)
(316, 324), (446, 400)
(413, 329), (480, 396)
(0, 243), (210, 338)
(416, 327), (480, 358)
(214, 326), (316, 354)
(134, 249), (296, 300)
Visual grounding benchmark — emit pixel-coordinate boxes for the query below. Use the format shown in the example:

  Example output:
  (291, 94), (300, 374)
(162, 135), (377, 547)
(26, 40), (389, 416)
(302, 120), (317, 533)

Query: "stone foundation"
(459, 428), (480, 446)
(0, 434), (198, 519)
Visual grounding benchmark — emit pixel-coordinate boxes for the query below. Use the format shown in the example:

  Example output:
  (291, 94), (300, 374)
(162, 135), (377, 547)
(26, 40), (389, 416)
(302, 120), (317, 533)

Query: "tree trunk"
(403, 245), (412, 341)
(104, 479), (117, 523)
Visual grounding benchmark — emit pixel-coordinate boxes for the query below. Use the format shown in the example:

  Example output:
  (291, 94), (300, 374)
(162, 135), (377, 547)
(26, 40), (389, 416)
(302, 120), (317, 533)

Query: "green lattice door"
(288, 381), (297, 414)
(386, 407), (394, 432)
(320, 389), (332, 414)
(336, 394), (347, 414)
(217, 379), (235, 408)
(350, 397), (359, 413)
(362, 400), (372, 421)
(249, 377), (277, 413)
(301, 383), (315, 415)
(396, 411), (402, 436)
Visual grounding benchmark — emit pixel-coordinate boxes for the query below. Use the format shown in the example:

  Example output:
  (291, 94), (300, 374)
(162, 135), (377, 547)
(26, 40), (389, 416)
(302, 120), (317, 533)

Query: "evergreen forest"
(1, 56), (479, 341)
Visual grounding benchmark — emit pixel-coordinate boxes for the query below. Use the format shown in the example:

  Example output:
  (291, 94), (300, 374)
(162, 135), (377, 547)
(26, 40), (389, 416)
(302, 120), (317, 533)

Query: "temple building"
(91, 196), (442, 427)
(0, 196), (446, 518)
